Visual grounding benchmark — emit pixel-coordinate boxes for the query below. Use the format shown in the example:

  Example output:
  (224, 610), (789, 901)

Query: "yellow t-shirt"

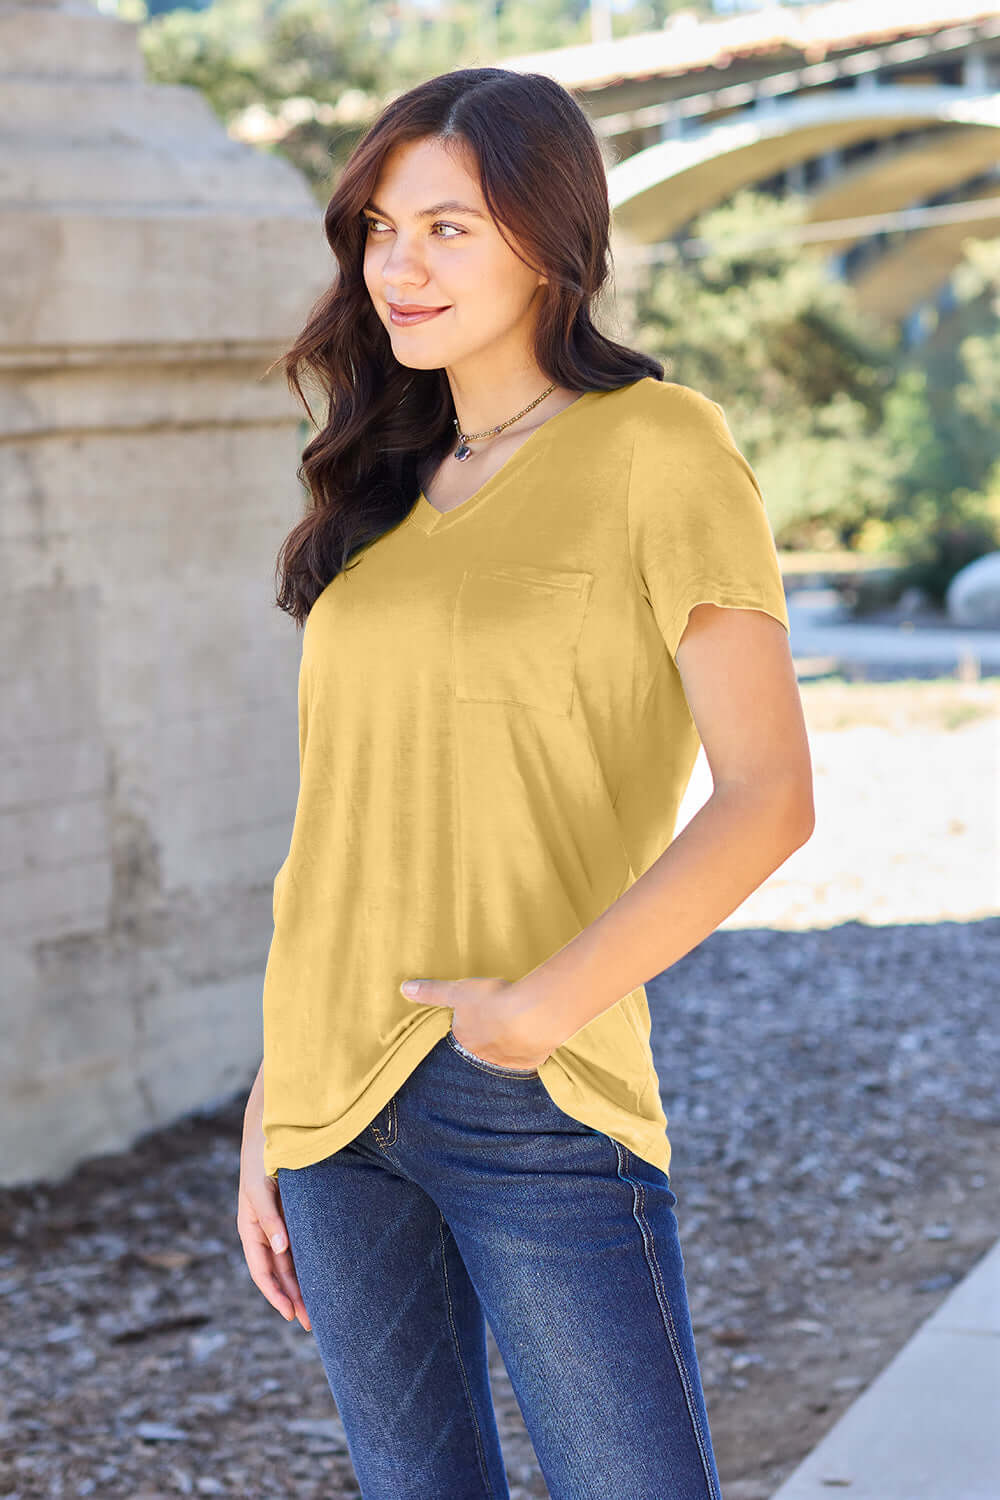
(261, 376), (790, 1179)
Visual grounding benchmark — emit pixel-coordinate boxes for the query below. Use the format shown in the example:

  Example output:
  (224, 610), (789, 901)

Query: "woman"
(238, 66), (814, 1500)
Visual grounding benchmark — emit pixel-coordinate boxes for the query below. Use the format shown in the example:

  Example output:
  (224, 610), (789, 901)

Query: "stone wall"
(1, 0), (331, 1184)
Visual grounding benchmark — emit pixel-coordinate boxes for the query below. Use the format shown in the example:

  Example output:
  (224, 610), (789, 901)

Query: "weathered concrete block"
(0, 0), (330, 1184)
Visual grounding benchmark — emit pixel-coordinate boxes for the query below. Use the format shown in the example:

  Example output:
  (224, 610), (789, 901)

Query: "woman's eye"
(362, 218), (462, 239)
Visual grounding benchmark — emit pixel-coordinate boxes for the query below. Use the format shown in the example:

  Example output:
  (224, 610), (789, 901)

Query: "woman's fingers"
(236, 1181), (312, 1330)
(237, 1204), (293, 1319)
(271, 1241), (312, 1331)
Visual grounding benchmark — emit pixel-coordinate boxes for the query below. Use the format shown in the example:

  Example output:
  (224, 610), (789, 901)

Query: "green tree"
(631, 187), (901, 548)
(869, 239), (1000, 602)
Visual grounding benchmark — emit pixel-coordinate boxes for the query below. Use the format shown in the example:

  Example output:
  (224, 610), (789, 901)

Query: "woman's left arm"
(510, 601), (815, 1051)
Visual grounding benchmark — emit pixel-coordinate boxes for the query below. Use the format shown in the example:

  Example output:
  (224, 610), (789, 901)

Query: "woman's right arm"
(236, 1060), (312, 1329)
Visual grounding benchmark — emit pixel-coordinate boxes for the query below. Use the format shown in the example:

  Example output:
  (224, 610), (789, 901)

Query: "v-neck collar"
(406, 388), (605, 537)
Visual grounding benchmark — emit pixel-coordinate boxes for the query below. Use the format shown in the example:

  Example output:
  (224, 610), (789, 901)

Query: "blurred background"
(2, 1), (998, 1497)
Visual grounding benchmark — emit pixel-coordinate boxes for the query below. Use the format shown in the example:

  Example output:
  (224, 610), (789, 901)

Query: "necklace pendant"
(453, 441), (473, 462)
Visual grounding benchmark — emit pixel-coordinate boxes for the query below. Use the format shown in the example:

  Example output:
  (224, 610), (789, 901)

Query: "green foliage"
(867, 244), (1000, 601)
(633, 188), (1000, 594)
(951, 239), (1000, 449)
(633, 188), (901, 547)
(874, 376), (1000, 604)
(135, 0), (609, 193)
(136, 0), (389, 190)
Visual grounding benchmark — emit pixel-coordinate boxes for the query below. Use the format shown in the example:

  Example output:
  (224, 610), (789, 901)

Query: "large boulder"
(946, 552), (1000, 628)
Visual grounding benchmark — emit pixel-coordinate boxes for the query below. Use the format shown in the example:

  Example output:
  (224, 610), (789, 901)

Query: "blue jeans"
(276, 1029), (723, 1500)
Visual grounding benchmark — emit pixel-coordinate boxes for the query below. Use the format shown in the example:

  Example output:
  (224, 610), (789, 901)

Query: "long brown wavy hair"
(273, 65), (664, 626)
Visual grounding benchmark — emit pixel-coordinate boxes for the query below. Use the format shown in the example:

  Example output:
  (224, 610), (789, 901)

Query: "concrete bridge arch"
(607, 85), (1000, 325)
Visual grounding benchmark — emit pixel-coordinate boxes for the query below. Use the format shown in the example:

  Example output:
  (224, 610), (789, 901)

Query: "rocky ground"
(1, 674), (998, 1500)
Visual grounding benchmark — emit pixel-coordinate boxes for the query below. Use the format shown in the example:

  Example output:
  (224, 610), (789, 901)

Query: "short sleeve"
(626, 382), (790, 660)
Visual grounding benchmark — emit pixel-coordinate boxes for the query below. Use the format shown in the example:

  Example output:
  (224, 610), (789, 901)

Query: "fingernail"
(271, 1232), (286, 1252)
(401, 981), (420, 996)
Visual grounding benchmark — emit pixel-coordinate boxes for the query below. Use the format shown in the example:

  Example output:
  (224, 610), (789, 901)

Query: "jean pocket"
(445, 1027), (540, 1078)
(452, 564), (593, 716)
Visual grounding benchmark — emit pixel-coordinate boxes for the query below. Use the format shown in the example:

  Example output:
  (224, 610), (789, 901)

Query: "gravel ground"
(1, 674), (998, 1500)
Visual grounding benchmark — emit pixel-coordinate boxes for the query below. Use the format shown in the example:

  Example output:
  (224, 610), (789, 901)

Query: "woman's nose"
(381, 238), (424, 279)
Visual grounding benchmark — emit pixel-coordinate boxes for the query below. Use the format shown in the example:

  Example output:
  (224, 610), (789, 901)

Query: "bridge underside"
(607, 87), (1000, 326)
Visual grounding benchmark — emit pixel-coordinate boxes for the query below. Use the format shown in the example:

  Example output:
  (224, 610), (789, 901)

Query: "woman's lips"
(388, 305), (450, 326)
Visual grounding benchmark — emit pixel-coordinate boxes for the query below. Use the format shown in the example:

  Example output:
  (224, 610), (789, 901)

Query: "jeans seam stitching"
(370, 1096), (398, 1150)
(437, 1212), (496, 1498)
(615, 1143), (721, 1500)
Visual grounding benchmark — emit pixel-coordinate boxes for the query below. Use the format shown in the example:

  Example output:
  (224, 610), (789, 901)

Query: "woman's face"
(362, 135), (547, 378)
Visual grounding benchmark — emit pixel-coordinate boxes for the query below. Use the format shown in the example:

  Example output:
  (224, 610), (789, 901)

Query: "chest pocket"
(452, 564), (594, 716)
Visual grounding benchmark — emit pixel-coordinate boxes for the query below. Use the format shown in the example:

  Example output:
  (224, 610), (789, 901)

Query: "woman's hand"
(400, 975), (554, 1071)
(236, 1064), (311, 1330)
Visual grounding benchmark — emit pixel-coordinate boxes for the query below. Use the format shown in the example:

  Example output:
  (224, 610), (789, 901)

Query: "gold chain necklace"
(452, 382), (557, 462)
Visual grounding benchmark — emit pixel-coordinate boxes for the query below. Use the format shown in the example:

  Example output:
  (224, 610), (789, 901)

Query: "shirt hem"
(263, 1014), (453, 1178)
(263, 1014), (673, 1183)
